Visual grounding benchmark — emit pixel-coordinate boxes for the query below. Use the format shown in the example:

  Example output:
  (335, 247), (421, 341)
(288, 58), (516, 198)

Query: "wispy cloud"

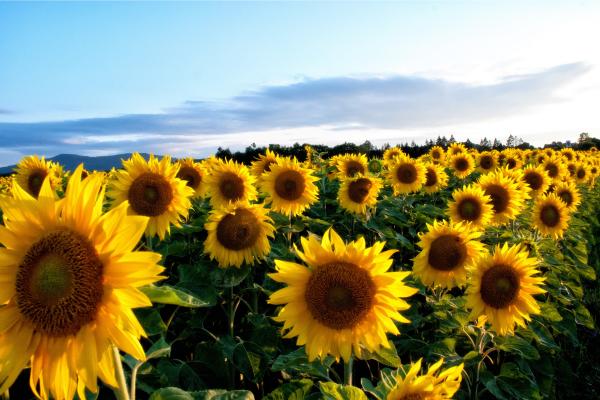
(0, 62), (590, 164)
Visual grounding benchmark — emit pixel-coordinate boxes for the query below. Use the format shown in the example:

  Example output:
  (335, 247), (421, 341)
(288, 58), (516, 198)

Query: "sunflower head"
(250, 149), (281, 178)
(543, 157), (567, 184)
(268, 228), (417, 361)
(176, 157), (208, 198)
(532, 193), (571, 239)
(554, 181), (581, 212)
(205, 159), (258, 209)
(338, 175), (382, 215)
(575, 163), (590, 184)
(383, 147), (406, 166)
(450, 153), (475, 179)
(368, 158), (384, 174)
(429, 146), (446, 164)
(447, 184), (494, 229)
(477, 170), (525, 226)
(522, 164), (550, 197)
(447, 142), (467, 156)
(334, 153), (369, 179)
(387, 155), (427, 195)
(14, 155), (63, 198)
(422, 163), (448, 193)
(477, 151), (498, 173)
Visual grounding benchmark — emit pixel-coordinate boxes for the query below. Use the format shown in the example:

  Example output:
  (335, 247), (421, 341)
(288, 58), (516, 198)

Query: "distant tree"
(449, 134), (456, 143)
(480, 137), (492, 149)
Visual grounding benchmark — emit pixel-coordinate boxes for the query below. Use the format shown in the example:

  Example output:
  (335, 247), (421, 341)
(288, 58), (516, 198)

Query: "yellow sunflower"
(428, 146), (446, 164)
(532, 194), (571, 239)
(553, 181), (581, 212)
(0, 165), (164, 399)
(422, 163), (448, 193)
(522, 164), (550, 197)
(334, 153), (369, 179)
(574, 163), (590, 185)
(205, 159), (258, 209)
(447, 185), (494, 229)
(250, 149), (280, 177)
(385, 358), (464, 400)
(268, 228), (417, 361)
(450, 153), (475, 179)
(383, 147), (406, 166)
(176, 157), (208, 199)
(543, 157), (567, 184)
(413, 220), (485, 289)
(447, 142), (467, 156)
(107, 153), (194, 240)
(477, 170), (525, 226)
(561, 148), (576, 162)
(204, 202), (275, 268)
(14, 155), (62, 198)
(503, 152), (522, 170)
(466, 243), (545, 335)
(477, 151), (498, 173)
(387, 155), (426, 195)
(337, 175), (382, 215)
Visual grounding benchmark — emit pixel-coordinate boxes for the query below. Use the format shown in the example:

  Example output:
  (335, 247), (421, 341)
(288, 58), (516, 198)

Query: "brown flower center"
(275, 170), (306, 201)
(545, 163), (559, 178)
(428, 235), (467, 271)
(218, 172), (246, 201)
(480, 264), (520, 309)
(128, 172), (174, 216)
(524, 171), (543, 190)
(27, 168), (48, 197)
(458, 197), (482, 221)
(484, 184), (510, 214)
(177, 165), (202, 190)
(454, 157), (470, 172)
(425, 168), (438, 187)
(216, 208), (261, 251)
(348, 178), (372, 203)
(345, 161), (365, 178)
(577, 168), (586, 179)
(540, 204), (560, 227)
(567, 164), (576, 176)
(396, 163), (418, 184)
(479, 155), (493, 170)
(557, 189), (573, 206)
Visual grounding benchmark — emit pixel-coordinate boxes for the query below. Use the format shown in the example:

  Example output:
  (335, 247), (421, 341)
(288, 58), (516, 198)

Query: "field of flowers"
(0, 144), (599, 400)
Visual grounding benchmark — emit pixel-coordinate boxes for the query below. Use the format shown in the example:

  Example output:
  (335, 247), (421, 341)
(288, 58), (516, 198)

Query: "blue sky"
(1, 1), (599, 165)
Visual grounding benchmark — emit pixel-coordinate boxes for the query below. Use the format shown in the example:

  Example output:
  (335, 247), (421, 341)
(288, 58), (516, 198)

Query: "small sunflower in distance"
(478, 170), (524, 226)
(413, 220), (485, 289)
(337, 174), (382, 215)
(575, 163), (590, 184)
(260, 157), (319, 216)
(422, 163), (448, 193)
(384, 358), (464, 400)
(334, 153), (368, 179)
(450, 153), (475, 179)
(205, 159), (258, 209)
(250, 149), (280, 177)
(14, 155), (62, 198)
(554, 181), (581, 212)
(108, 153), (194, 239)
(447, 142), (467, 156)
(204, 202), (275, 268)
(383, 147), (405, 166)
(387, 155), (426, 194)
(532, 194), (571, 239)
(269, 228), (417, 361)
(428, 146), (446, 164)
(466, 243), (545, 335)
(447, 184), (494, 229)
(522, 164), (550, 197)
(177, 157), (208, 199)
(543, 156), (567, 184)
(477, 151), (498, 173)
(0, 166), (164, 399)
(368, 158), (384, 175)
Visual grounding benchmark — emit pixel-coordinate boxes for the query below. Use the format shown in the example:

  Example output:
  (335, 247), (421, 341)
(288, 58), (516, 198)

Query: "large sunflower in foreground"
(176, 157), (208, 199)
(268, 228), (417, 361)
(532, 194), (571, 239)
(107, 153), (194, 239)
(466, 243), (545, 335)
(447, 184), (494, 229)
(477, 171), (524, 226)
(14, 155), (63, 198)
(413, 220), (485, 289)
(0, 166), (164, 399)
(205, 159), (258, 209)
(384, 358), (464, 400)
(260, 158), (319, 216)
(422, 163), (448, 193)
(337, 175), (382, 215)
(450, 153), (475, 179)
(204, 202), (275, 268)
(387, 155), (426, 195)
(554, 181), (581, 212)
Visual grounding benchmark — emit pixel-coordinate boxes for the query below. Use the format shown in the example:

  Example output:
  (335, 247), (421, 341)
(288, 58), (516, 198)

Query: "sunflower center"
(577, 168), (586, 179)
(15, 229), (103, 337)
(557, 190), (573, 206)
(545, 163), (559, 178)
(425, 169), (438, 187)
(263, 159), (277, 173)
(128, 172), (174, 216)
(345, 161), (365, 177)
(480, 264), (520, 309)
(177, 166), (202, 189)
(540, 204), (560, 227)
(27, 169), (48, 197)
(219, 172), (245, 201)
(480, 156), (493, 169)
(399, 394), (425, 400)
(567, 164), (576, 176)
(484, 184), (509, 214)
(506, 159), (517, 169)
(348, 178), (372, 203)
(396, 164), (417, 184)
(428, 235), (467, 271)
(275, 170), (305, 201)
(216, 209), (260, 250)
(458, 197), (481, 221)
(305, 261), (376, 330)
(431, 150), (441, 159)
(455, 158), (469, 171)
(524, 171), (543, 190)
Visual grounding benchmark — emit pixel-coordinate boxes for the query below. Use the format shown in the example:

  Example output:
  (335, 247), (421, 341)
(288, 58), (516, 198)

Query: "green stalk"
(112, 345), (131, 400)
(343, 355), (354, 386)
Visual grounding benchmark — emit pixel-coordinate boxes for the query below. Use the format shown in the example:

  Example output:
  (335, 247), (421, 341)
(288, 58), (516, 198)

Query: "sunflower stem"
(343, 355), (354, 386)
(145, 235), (153, 251)
(228, 286), (236, 389)
(111, 345), (131, 400)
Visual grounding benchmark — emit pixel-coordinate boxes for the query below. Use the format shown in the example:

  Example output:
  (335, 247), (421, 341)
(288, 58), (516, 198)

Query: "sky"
(1, 1), (599, 166)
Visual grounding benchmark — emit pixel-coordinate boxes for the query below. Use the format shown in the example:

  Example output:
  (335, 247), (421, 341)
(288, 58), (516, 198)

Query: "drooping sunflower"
(466, 243), (545, 335)
(477, 151), (498, 173)
(0, 166), (164, 399)
(543, 157), (567, 184)
(250, 149), (280, 177)
(428, 146), (446, 165)
(107, 153), (194, 239)
(477, 170), (525, 226)
(532, 194), (571, 239)
(384, 358), (464, 400)
(387, 155), (427, 195)
(413, 220), (485, 289)
(522, 164), (550, 197)
(260, 157), (319, 216)
(268, 228), (417, 361)
(176, 157), (208, 199)
(205, 159), (258, 209)
(337, 175), (382, 215)
(447, 185), (494, 229)
(422, 163), (448, 193)
(334, 153), (368, 179)
(204, 202), (275, 268)
(14, 155), (62, 198)
(555, 180), (581, 212)
(450, 153), (475, 179)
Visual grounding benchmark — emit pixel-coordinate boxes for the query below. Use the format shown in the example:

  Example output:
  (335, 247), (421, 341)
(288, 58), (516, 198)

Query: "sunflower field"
(0, 144), (599, 400)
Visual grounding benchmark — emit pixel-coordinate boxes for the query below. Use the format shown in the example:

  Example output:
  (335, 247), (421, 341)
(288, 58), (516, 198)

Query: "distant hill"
(0, 153), (153, 175)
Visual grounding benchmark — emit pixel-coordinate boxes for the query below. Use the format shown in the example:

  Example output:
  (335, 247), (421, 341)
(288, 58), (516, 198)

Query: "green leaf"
(318, 382), (368, 400)
(272, 348), (335, 380)
(134, 308), (167, 336)
(191, 390), (255, 400)
(232, 341), (269, 382)
(574, 304), (595, 329)
(149, 387), (194, 400)
(264, 379), (313, 400)
(210, 266), (251, 287)
(146, 337), (171, 360)
(359, 342), (401, 368)
(141, 284), (215, 308)
(540, 302), (562, 322)
(495, 335), (540, 360)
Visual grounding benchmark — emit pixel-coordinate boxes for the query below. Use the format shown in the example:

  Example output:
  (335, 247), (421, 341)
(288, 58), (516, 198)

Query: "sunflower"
(260, 157), (319, 216)
(522, 164), (550, 197)
(552, 182), (580, 213)
(503, 152), (522, 170)
(422, 163), (448, 193)
(0, 165), (164, 399)
(205, 159), (258, 209)
(334, 154), (368, 179)
(384, 358), (464, 400)
(565, 162), (577, 178)
(543, 157), (567, 184)
(368, 158), (384, 174)
(204, 202), (275, 268)
(450, 153), (475, 179)
(428, 146), (446, 164)
(268, 228), (417, 361)
(413, 220), (485, 289)
(14, 155), (62, 198)
(575, 163), (590, 185)
(447, 142), (467, 156)
(176, 157), (208, 199)
(532, 194), (571, 239)
(477, 151), (498, 173)
(337, 175), (382, 215)
(477, 170), (525, 226)
(383, 147), (406, 166)
(250, 149), (280, 177)
(466, 243), (545, 335)
(107, 153), (194, 240)
(561, 148), (576, 162)
(447, 185), (494, 229)
(387, 155), (427, 195)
